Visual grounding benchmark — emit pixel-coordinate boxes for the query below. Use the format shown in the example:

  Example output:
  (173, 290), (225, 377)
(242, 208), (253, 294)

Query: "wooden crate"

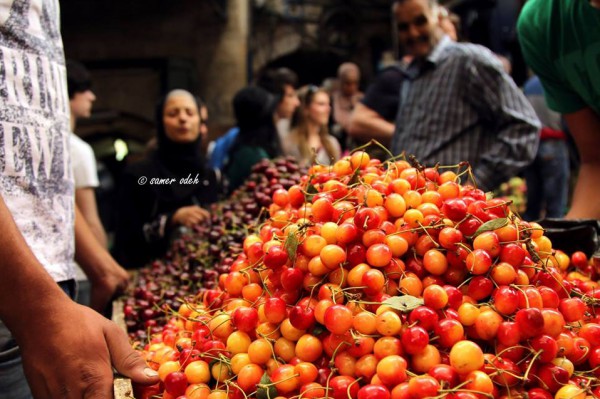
(113, 298), (136, 399)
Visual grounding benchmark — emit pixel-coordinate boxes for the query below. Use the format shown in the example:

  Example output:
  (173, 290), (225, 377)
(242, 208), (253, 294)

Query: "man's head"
(66, 60), (96, 119)
(257, 67), (300, 120)
(337, 62), (361, 98)
(393, 0), (444, 60)
(590, 0), (600, 8)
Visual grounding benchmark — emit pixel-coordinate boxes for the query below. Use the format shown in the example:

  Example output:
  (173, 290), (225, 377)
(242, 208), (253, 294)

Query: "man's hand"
(75, 206), (131, 312)
(172, 205), (210, 227)
(19, 300), (158, 398)
(89, 262), (130, 313)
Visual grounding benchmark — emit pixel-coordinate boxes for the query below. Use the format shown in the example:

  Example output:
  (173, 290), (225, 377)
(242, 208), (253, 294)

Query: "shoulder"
(446, 42), (497, 63)
(373, 65), (403, 83)
(517, 0), (548, 36)
(70, 134), (95, 157)
(517, 0), (558, 53)
(444, 42), (505, 73)
(232, 145), (269, 159)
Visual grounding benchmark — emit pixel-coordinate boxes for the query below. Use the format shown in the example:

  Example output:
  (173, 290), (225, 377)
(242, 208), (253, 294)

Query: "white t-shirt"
(0, 0), (75, 282)
(70, 134), (99, 188)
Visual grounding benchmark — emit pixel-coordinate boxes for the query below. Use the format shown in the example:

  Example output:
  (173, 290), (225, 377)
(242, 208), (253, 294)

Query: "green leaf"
(305, 182), (318, 202)
(473, 217), (509, 237)
(284, 231), (299, 262)
(257, 371), (278, 399)
(383, 295), (424, 313)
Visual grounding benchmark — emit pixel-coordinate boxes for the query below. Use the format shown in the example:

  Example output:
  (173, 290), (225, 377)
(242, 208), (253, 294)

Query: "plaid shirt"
(390, 36), (540, 192)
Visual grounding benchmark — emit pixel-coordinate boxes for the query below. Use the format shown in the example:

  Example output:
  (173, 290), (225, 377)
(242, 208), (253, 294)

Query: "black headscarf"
(147, 90), (208, 202)
(229, 86), (283, 159)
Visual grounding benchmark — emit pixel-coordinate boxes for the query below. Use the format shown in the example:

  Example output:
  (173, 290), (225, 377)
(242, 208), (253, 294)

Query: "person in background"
(355, 0), (539, 192)
(0, 1), (158, 397)
(330, 62), (364, 151)
(518, 0), (600, 220)
(113, 90), (222, 269)
(286, 85), (341, 166)
(199, 100), (209, 141)
(67, 60), (107, 248)
(208, 68), (300, 170)
(224, 86), (283, 191)
(438, 5), (459, 42)
(347, 4), (461, 151)
(258, 67), (301, 143)
(522, 75), (570, 221)
(66, 60), (107, 307)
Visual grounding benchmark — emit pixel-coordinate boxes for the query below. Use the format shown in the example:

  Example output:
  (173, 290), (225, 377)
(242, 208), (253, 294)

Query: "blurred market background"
(60, 0), (528, 232)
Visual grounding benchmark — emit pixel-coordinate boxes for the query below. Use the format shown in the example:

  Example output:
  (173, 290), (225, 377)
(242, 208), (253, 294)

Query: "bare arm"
(75, 205), (129, 312)
(0, 195), (158, 398)
(347, 102), (394, 145)
(75, 187), (108, 247)
(563, 107), (600, 220)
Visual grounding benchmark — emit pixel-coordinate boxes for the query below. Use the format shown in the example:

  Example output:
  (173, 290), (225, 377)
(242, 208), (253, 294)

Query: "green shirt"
(225, 145), (269, 191)
(517, 0), (600, 115)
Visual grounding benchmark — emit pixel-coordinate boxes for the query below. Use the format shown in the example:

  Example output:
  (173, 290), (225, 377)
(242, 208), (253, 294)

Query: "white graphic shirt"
(0, 0), (75, 282)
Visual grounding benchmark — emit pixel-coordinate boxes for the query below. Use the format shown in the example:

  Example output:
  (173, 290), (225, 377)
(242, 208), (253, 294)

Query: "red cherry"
(289, 305), (315, 330)
(442, 198), (467, 221)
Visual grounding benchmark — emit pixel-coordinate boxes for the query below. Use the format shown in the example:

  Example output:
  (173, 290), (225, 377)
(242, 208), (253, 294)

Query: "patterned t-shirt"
(0, 0), (74, 282)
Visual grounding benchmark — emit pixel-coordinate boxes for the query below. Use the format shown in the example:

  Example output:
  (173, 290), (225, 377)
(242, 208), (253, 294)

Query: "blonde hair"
(290, 85), (338, 164)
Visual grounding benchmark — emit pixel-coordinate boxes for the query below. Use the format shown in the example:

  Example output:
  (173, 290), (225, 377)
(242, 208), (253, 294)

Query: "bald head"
(338, 62), (360, 81)
(337, 63), (361, 97)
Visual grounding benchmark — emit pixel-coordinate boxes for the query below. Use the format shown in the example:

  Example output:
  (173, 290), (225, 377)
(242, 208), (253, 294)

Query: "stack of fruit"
(133, 152), (600, 399)
(122, 157), (307, 341)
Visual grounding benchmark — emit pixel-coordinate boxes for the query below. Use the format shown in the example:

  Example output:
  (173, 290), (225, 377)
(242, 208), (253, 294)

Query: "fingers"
(104, 322), (159, 385)
(180, 206), (210, 227)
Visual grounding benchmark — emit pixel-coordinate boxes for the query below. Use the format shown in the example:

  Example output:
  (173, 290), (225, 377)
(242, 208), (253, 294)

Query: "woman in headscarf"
(113, 89), (221, 268)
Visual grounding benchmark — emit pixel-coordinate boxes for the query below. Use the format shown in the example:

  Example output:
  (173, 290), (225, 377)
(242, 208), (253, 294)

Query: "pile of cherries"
(122, 157), (306, 341)
(134, 152), (600, 399)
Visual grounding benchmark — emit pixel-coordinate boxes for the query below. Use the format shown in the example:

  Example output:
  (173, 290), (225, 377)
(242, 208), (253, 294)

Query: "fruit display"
(123, 157), (307, 341)
(130, 152), (600, 399)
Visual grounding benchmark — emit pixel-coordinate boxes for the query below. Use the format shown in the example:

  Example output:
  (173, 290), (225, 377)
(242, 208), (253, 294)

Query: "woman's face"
(163, 93), (201, 143)
(306, 91), (331, 126)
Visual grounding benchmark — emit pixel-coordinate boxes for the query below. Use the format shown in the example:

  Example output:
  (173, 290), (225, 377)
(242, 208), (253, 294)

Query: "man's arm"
(75, 205), (129, 312)
(466, 54), (541, 191)
(563, 107), (600, 219)
(347, 103), (394, 145)
(76, 187), (108, 247)
(0, 195), (158, 398)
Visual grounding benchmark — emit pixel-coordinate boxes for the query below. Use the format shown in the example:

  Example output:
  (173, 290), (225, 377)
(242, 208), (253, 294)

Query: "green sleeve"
(517, 3), (587, 114)
(225, 146), (269, 191)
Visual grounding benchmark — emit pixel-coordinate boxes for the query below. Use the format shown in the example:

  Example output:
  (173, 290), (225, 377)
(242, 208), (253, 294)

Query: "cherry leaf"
(305, 182), (318, 202)
(257, 372), (278, 399)
(383, 295), (424, 313)
(284, 231), (299, 262)
(473, 217), (509, 237)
